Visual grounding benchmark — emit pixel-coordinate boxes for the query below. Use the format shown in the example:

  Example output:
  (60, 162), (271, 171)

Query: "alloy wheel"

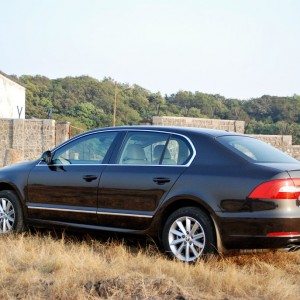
(0, 198), (15, 233)
(168, 216), (206, 262)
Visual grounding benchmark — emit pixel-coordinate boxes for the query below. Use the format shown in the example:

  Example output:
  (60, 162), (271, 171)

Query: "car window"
(118, 132), (169, 165)
(162, 136), (192, 165)
(217, 135), (298, 163)
(52, 131), (117, 165)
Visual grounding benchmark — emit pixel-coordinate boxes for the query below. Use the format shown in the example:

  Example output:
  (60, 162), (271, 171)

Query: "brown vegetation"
(0, 233), (299, 299)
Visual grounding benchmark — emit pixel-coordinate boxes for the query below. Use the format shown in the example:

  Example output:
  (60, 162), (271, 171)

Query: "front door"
(27, 131), (118, 225)
(98, 131), (194, 230)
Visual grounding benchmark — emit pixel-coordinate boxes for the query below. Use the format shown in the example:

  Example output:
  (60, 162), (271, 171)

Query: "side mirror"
(41, 150), (53, 165)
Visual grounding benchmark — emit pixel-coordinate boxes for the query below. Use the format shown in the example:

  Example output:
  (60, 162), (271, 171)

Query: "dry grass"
(0, 232), (299, 300)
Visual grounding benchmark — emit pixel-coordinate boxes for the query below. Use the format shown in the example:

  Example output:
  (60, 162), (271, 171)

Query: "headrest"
(125, 144), (146, 160)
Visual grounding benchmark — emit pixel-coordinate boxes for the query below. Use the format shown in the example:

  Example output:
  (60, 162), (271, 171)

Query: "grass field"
(0, 232), (299, 300)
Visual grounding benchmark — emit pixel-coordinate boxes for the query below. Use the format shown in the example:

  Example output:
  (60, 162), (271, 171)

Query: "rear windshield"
(217, 135), (298, 163)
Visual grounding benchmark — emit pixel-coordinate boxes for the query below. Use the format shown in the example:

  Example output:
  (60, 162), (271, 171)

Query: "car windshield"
(217, 135), (298, 163)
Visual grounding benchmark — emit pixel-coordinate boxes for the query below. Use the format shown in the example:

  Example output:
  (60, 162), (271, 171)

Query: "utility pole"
(112, 81), (131, 127)
(113, 81), (117, 127)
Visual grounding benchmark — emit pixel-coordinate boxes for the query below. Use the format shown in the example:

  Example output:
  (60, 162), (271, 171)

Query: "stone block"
(55, 122), (70, 146)
(152, 116), (245, 133)
(247, 134), (293, 151)
(292, 145), (300, 160)
(3, 148), (24, 166)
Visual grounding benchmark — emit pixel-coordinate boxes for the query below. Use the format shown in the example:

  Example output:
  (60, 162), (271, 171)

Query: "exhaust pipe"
(286, 244), (300, 252)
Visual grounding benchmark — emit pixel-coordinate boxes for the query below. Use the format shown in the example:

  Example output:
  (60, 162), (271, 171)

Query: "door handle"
(83, 175), (98, 182)
(153, 177), (171, 185)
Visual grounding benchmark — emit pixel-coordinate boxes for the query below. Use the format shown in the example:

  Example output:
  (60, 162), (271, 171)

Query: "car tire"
(0, 190), (24, 234)
(162, 207), (216, 262)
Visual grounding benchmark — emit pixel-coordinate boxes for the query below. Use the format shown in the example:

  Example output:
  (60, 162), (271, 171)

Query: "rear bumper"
(216, 214), (300, 250)
(223, 234), (300, 250)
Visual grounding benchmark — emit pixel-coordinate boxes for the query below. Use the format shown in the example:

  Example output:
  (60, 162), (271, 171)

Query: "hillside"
(9, 74), (300, 143)
(0, 233), (299, 299)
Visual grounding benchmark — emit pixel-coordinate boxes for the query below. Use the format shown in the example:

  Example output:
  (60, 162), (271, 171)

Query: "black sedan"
(0, 126), (300, 262)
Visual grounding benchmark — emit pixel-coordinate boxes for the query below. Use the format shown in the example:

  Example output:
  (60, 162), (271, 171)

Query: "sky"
(0, 0), (299, 99)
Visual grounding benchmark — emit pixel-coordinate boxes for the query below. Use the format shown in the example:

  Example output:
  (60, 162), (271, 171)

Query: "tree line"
(12, 75), (300, 144)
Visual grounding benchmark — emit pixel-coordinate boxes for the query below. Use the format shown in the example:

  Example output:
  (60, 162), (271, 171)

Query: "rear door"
(98, 130), (194, 230)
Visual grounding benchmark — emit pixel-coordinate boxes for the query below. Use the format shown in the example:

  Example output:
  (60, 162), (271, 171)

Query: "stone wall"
(247, 134), (300, 159)
(153, 116), (245, 133)
(55, 121), (71, 145)
(247, 134), (292, 151)
(291, 146), (300, 160)
(0, 119), (70, 167)
(1, 115), (299, 167)
(153, 116), (300, 160)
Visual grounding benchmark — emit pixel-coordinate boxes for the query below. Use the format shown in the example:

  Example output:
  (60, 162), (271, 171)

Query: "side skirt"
(27, 218), (148, 235)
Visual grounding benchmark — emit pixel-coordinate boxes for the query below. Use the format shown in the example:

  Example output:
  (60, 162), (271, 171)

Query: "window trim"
(162, 134), (194, 165)
(36, 129), (196, 167)
(38, 131), (119, 167)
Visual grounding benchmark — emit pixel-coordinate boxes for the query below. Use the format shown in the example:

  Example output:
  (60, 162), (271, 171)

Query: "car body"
(0, 126), (300, 262)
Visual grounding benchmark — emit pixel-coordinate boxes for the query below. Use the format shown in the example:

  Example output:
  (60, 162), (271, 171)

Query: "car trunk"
(254, 162), (300, 175)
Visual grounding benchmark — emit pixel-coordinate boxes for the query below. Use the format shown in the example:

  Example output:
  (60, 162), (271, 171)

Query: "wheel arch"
(0, 181), (26, 209)
(156, 196), (226, 254)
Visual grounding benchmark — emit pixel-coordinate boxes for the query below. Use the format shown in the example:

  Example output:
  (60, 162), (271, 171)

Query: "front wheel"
(0, 190), (24, 234)
(162, 207), (216, 262)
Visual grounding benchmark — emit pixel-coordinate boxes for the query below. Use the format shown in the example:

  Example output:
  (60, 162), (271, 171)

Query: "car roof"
(85, 125), (239, 138)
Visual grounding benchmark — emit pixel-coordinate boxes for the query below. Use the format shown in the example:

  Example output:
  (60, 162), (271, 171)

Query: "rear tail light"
(248, 178), (300, 200)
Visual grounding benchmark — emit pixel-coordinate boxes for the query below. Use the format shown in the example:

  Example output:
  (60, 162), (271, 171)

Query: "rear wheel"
(0, 190), (24, 234)
(162, 207), (216, 262)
